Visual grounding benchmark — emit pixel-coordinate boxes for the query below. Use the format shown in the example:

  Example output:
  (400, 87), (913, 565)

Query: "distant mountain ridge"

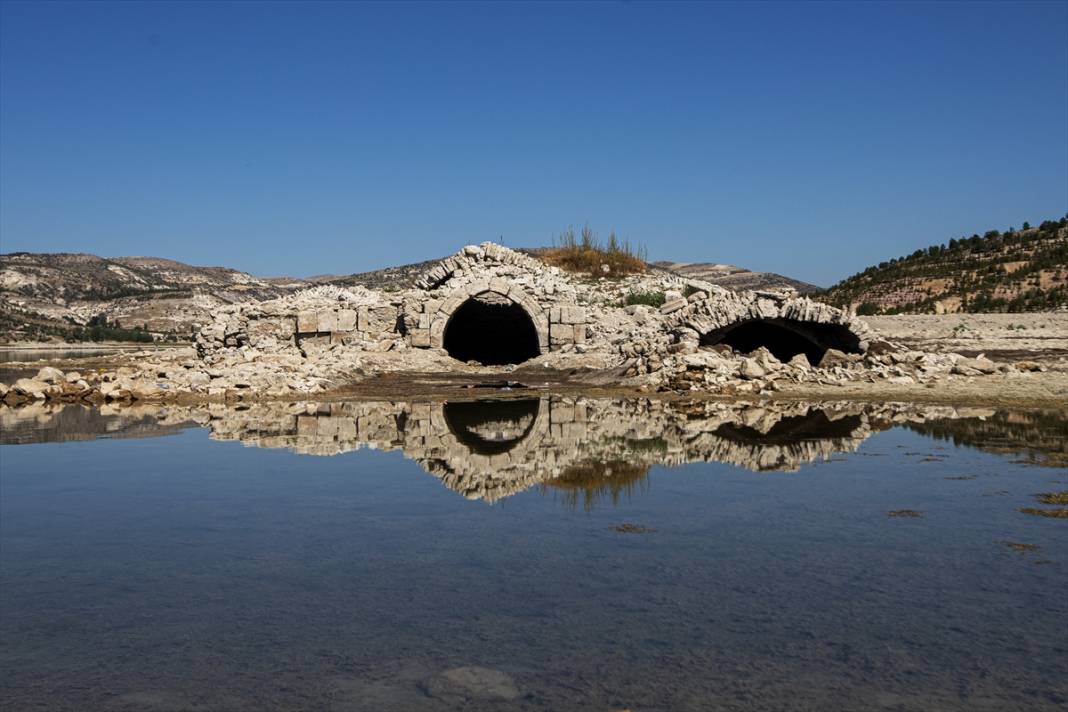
(652, 261), (821, 293)
(822, 217), (1068, 314)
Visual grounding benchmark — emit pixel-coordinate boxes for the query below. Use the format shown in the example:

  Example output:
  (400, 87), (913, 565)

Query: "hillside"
(653, 261), (820, 293)
(0, 253), (300, 342)
(822, 217), (1068, 314)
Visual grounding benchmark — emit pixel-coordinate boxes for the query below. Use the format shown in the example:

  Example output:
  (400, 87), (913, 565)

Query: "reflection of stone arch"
(411, 399), (555, 500)
(427, 398), (551, 470)
(429, 281), (549, 353)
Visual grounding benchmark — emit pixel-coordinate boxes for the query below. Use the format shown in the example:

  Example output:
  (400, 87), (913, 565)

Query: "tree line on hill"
(824, 215), (1068, 314)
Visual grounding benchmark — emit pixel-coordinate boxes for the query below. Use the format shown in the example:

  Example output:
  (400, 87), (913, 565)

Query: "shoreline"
(4, 370), (1062, 410)
(0, 342), (189, 352)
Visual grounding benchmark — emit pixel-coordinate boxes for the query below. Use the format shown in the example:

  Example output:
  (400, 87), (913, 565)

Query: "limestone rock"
(818, 349), (855, 369)
(35, 366), (66, 384)
(425, 666), (520, 702)
(952, 356), (997, 375)
(740, 358), (765, 380)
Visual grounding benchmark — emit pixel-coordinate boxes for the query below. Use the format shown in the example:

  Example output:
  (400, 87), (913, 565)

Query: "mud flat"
(861, 313), (1068, 359)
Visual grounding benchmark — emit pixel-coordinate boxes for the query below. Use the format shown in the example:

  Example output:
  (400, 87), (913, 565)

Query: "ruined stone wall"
(195, 285), (406, 360)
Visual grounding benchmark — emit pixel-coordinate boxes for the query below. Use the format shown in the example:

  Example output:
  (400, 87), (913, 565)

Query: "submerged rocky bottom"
(1, 398), (1065, 711)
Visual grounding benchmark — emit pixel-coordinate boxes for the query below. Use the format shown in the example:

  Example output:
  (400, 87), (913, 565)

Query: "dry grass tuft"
(539, 224), (647, 277)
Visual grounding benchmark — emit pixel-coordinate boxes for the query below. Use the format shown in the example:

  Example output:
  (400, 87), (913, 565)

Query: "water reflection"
(4, 397), (1060, 504)
(2, 398), (1066, 711)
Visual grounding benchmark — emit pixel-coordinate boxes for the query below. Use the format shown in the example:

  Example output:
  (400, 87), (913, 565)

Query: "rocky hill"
(822, 217), (1068, 314)
(0, 253), (301, 342)
(653, 261), (820, 293)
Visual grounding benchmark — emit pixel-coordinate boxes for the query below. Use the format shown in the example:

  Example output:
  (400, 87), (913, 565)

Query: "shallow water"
(0, 347), (141, 365)
(1, 398), (1065, 711)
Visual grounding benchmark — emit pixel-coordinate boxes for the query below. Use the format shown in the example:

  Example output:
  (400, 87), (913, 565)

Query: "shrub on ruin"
(540, 224), (647, 276)
(624, 290), (666, 308)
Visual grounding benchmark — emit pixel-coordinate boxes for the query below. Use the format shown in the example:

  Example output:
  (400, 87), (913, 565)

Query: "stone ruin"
(191, 242), (875, 385)
(11, 242), (1033, 406)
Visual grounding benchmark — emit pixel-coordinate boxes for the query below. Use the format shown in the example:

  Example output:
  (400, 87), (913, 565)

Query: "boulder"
(35, 366), (66, 384)
(818, 349), (855, 369)
(13, 378), (48, 399)
(739, 358), (765, 380)
(425, 666), (520, 702)
(952, 356), (997, 375)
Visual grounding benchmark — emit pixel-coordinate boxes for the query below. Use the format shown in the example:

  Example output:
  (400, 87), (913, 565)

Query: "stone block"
(297, 415), (318, 436)
(489, 277), (512, 295)
(549, 306), (562, 323)
(317, 310), (338, 333)
(660, 298), (687, 315)
(297, 311), (318, 333)
(573, 324), (586, 344)
(336, 309), (357, 332)
(559, 306), (586, 324)
(410, 329), (431, 348)
(550, 402), (575, 423)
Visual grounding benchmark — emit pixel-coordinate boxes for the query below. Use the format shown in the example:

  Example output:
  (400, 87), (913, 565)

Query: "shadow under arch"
(443, 292), (541, 365)
(700, 318), (862, 365)
(443, 399), (541, 456)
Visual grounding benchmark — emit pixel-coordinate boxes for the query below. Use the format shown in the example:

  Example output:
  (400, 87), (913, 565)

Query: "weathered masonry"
(195, 241), (872, 372)
(403, 243), (588, 363)
(281, 243), (589, 365)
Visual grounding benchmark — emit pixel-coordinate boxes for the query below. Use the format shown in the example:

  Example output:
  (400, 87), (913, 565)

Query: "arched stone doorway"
(444, 293), (540, 365)
(700, 317), (862, 365)
(430, 284), (549, 366)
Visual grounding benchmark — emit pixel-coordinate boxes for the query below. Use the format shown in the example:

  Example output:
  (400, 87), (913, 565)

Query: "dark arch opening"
(443, 399), (540, 456)
(713, 411), (864, 446)
(444, 294), (540, 366)
(700, 318), (861, 366)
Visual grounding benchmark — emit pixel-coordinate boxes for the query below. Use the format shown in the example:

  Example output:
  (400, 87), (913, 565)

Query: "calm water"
(0, 348), (138, 363)
(1, 398), (1065, 711)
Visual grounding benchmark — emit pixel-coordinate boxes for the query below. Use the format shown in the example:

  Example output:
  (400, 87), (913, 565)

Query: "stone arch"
(700, 317), (862, 366)
(669, 292), (871, 366)
(429, 281), (549, 364)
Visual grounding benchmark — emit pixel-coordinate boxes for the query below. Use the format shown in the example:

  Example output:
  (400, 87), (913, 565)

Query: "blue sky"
(1, 1), (1065, 285)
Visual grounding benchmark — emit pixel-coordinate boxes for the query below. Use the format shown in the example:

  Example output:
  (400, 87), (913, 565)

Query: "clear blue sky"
(1, 1), (1065, 285)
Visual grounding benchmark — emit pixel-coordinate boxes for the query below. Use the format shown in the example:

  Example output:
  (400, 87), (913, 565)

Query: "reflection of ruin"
(4, 399), (1045, 503)
(192, 398), (1000, 502)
